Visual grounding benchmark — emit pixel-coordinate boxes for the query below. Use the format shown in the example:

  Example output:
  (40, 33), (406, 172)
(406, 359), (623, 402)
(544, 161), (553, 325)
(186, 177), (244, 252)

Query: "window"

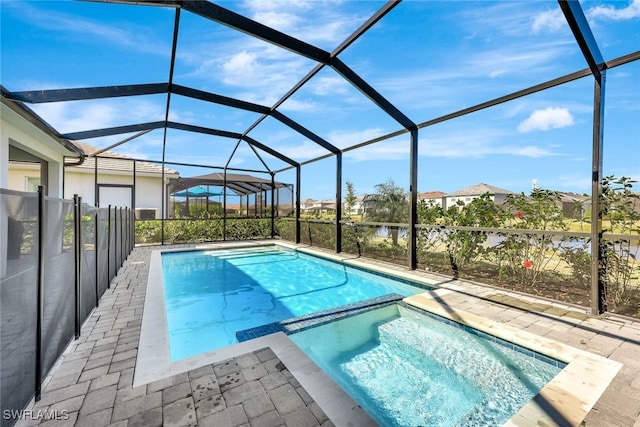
(26, 177), (40, 192)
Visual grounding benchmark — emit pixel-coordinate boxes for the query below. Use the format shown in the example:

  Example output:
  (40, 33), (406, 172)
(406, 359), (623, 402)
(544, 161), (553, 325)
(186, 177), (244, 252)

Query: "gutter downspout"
(62, 152), (86, 197)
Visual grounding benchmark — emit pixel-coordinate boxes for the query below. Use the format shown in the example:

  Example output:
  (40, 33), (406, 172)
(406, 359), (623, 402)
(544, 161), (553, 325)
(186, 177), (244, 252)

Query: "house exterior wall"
(346, 201), (364, 215)
(6, 162), (40, 192)
(2, 100), (80, 277)
(446, 194), (511, 207)
(63, 169), (169, 217)
(9, 165), (172, 218)
(446, 195), (491, 206)
(419, 197), (446, 209)
(1, 102), (70, 197)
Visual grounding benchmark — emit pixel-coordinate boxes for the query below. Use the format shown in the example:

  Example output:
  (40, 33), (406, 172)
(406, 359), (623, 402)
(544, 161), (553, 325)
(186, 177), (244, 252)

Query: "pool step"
(208, 248), (289, 261)
(339, 316), (483, 426)
(374, 315), (490, 387)
(369, 313), (562, 422)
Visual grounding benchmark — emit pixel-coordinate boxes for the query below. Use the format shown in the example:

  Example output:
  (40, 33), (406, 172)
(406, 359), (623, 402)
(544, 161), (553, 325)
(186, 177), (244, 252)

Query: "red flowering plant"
(493, 188), (567, 288)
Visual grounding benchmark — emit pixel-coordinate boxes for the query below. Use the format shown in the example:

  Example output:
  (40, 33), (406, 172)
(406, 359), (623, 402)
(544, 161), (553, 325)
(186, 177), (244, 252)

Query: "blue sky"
(2, 0), (639, 200)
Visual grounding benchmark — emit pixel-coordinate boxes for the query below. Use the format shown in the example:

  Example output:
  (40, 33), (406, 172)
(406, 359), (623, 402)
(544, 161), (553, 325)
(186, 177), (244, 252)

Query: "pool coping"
(138, 241), (623, 427)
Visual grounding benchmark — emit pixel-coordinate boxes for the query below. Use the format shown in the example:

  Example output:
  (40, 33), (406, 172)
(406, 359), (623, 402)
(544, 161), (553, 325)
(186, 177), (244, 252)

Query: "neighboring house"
(557, 192), (589, 220)
(418, 191), (447, 209)
(446, 183), (517, 207)
(301, 198), (336, 215)
(65, 142), (179, 219)
(300, 198), (317, 213)
(345, 194), (375, 216)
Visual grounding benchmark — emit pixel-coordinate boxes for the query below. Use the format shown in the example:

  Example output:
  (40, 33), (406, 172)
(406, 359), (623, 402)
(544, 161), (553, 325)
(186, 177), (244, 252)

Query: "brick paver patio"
(14, 243), (640, 427)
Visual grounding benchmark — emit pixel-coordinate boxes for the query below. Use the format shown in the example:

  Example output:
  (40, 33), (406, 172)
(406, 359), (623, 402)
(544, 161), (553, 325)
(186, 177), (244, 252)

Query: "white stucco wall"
(419, 198), (446, 209)
(2, 100), (80, 277)
(6, 162), (40, 191)
(1, 102), (75, 197)
(63, 169), (172, 216)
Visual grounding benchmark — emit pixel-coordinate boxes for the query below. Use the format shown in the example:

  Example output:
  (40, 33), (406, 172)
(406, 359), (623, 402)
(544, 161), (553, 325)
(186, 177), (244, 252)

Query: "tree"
(598, 175), (640, 309)
(345, 180), (357, 219)
(496, 189), (566, 287)
(364, 179), (408, 245)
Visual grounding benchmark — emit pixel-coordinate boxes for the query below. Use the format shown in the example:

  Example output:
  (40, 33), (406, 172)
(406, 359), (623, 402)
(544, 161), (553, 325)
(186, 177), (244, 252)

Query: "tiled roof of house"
(418, 191), (447, 199)
(447, 183), (517, 197)
(69, 142), (179, 176)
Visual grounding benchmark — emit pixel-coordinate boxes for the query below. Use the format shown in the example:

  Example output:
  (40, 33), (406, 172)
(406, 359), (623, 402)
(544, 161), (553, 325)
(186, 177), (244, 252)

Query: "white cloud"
(252, 11), (302, 32)
(31, 102), (119, 134)
(417, 125), (560, 159)
(467, 42), (574, 78)
(240, 0), (363, 45)
(376, 39), (575, 110)
(274, 140), (333, 160)
(327, 128), (389, 150)
(222, 51), (258, 77)
(556, 174), (593, 191)
(532, 9), (566, 34)
(277, 98), (318, 112)
(343, 136), (558, 162)
(5, 1), (170, 56)
(29, 98), (178, 134)
(517, 107), (575, 133)
(506, 146), (556, 158)
(308, 76), (350, 96)
(587, 0), (640, 21)
(183, 43), (312, 105)
(344, 140), (408, 162)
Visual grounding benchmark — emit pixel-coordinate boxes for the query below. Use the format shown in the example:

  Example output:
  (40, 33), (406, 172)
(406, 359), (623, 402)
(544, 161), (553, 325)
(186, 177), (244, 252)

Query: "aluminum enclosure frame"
(3, 0), (638, 313)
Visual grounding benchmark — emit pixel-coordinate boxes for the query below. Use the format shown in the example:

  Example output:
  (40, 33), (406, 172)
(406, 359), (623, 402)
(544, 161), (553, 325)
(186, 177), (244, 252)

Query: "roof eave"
(1, 86), (85, 157)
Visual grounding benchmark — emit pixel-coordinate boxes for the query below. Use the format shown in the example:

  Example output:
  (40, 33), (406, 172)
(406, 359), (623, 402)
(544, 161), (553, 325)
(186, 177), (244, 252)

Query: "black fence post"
(95, 208), (99, 307)
(130, 208), (134, 252)
(114, 206), (119, 271)
(107, 205), (111, 288)
(123, 207), (127, 257)
(74, 195), (82, 339)
(119, 207), (124, 265)
(35, 185), (46, 402)
(126, 208), (129, 253)
(270, 173), (276, 239)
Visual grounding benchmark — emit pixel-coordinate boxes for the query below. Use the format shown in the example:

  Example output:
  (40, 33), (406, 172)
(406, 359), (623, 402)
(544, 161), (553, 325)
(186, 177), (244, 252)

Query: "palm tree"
(364, 179), (408, 245)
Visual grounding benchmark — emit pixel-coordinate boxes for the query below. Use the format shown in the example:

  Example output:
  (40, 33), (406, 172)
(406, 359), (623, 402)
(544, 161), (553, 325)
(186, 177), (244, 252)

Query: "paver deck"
(14, 242), (640, 427)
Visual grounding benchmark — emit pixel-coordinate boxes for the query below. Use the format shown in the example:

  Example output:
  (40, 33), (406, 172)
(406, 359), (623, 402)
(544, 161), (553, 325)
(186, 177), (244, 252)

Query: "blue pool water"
(161, 246), (430, 360)
(291, 304), (564, 427)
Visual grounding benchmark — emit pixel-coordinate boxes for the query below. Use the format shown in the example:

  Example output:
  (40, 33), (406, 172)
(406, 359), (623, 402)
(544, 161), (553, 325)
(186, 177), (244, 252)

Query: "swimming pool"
(290, 303), (565, 427)
(161, 245), (432, 360)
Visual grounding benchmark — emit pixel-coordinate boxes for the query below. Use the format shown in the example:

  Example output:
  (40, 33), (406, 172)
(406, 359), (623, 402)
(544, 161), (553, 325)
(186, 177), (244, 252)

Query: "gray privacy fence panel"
(41, 198), (76, 379)
(0, 189), (134, 426)
(80, 205), (97, 322)
(97, 208), (109, 297)
(0, 190), (39, 427)
(109, 207), (116, 282)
